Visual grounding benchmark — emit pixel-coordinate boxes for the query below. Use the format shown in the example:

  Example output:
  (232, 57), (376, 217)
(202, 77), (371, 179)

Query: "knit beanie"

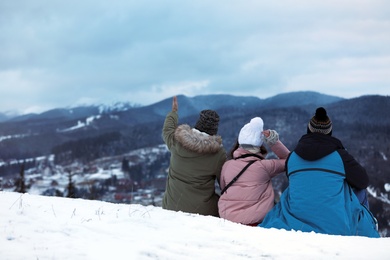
(194, 109), (220, 135)
(308, 107), (333, 135)
(238, 117), (264, 147)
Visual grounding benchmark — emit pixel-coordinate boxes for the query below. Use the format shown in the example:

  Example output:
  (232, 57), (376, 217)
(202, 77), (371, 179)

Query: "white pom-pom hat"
(238, 117), (264, 147)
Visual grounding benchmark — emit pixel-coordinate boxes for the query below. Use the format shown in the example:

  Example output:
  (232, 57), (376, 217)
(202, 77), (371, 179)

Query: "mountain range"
(0, 91), (388, 176)
(0, 91), (344, 159)
(0, 91), (388, 175)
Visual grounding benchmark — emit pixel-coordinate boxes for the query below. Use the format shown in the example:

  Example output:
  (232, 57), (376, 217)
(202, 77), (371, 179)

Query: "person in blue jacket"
(259, 107), (379, 238)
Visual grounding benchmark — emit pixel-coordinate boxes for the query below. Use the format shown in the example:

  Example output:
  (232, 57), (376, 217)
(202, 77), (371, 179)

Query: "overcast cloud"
(0, 0), (389, 114)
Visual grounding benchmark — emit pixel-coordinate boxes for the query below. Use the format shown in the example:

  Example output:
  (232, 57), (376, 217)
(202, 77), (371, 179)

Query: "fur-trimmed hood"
(174, 124), (223, 154)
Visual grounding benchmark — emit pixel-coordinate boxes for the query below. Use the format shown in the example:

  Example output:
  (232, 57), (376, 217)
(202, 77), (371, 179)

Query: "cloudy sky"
(1, 0), (389, 114)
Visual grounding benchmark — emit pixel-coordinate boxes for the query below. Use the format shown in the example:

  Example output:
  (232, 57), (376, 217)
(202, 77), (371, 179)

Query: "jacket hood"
(294, 133), (344, 161)
(233, 147), (266, 161)
(174, 124), (223, 154)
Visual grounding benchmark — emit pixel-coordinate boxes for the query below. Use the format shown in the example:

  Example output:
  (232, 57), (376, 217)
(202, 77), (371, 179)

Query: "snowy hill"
(1, 191), (389, 260)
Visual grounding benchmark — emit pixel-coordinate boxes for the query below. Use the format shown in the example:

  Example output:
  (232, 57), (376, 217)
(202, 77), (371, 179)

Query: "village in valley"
(0, 145), (170, 207)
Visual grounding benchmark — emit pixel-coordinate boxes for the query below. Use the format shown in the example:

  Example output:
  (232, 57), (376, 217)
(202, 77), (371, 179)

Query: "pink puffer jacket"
(218, 141), (290, 225)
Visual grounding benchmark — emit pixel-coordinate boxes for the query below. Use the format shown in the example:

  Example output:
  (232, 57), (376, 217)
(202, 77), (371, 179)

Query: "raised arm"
(262, 129), (290, 159)
(162, 96), (179, 149)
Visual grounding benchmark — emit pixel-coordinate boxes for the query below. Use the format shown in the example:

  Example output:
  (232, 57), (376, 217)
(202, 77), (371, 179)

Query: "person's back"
(260, 107), (379, 237)
(218, 117), (290, 225)
(162, 96), (226, 217)
(284, 150), (356, 234)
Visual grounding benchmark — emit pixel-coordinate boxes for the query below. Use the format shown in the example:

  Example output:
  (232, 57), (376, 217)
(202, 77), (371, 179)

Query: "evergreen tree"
(15, 162), (26, 193)
(67, 170), (76, 198)
(121, 157), (130, 173)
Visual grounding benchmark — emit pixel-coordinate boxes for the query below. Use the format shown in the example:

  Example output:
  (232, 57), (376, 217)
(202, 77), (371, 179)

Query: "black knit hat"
(194, 109), (220, 135)
(308, 107), (332, 135)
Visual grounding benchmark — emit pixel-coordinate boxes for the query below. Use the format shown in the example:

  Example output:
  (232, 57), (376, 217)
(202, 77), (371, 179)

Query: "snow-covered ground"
(1, 191), (389, 260)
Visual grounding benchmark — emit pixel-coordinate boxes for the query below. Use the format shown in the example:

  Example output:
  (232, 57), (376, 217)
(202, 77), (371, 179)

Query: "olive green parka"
(162, 111), (226, 217)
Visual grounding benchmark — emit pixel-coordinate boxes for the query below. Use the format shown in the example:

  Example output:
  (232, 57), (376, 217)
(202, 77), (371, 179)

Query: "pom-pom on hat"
(308, 107), (332, 135)
(238, 117), (264, 147)
(194, 109), (220, 135)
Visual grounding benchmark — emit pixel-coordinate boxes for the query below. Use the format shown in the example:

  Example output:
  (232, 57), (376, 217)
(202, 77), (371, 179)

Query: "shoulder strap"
(234, 153), (263, 160)
(221, 160), (256, 195)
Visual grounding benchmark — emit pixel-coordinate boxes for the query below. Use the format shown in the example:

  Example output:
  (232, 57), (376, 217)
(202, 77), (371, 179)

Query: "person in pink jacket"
(218, 117), (290, 225)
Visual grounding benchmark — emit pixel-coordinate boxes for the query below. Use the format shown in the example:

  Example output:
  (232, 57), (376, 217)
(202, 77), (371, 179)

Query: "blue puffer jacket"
(259, 133), (379, 238)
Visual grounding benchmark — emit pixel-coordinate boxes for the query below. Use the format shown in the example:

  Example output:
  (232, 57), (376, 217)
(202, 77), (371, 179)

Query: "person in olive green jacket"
(162, 96), (227, 217)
